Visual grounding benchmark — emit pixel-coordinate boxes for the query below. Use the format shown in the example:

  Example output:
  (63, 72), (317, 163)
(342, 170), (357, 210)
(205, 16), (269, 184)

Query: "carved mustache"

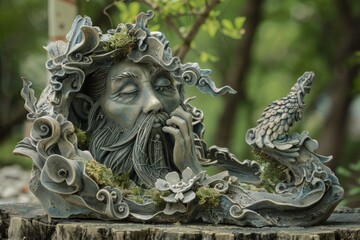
(101, 111), (170, 151)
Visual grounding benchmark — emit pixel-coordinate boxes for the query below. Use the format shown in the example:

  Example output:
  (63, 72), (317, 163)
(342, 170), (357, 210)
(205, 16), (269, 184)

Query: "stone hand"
(162, 106), (202, 173)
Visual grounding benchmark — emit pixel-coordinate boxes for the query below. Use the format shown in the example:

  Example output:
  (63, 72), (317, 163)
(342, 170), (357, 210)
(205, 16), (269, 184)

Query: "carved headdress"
(40, 11), (235, 118)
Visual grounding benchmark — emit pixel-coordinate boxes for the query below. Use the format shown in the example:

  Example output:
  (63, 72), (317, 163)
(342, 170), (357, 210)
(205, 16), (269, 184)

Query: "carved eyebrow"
(111, 71), (139, 81)
(150, 67), (167, 76)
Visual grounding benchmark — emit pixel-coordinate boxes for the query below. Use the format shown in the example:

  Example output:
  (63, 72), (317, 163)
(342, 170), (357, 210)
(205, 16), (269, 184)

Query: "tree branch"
(137, 0), (221, 60)
(164, 16), (186, 41)
(175, 0), (220, 60)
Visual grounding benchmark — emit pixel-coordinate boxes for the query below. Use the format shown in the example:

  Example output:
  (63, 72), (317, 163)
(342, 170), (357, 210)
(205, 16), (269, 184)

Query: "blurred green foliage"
(0, 129), (32, 170)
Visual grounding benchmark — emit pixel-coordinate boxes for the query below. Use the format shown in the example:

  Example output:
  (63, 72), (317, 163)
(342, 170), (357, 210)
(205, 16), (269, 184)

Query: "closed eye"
(154, 77), (175, 92)
(112, 83), (138, 100)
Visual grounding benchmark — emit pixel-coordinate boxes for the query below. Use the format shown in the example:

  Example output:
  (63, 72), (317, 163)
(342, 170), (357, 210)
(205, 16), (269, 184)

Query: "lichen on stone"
(83, 159), (168, 205)
(253, 149), (291, 192)
(196, 187), (221, 207)
(103, 27), (136, 56)
(84, 159), (134, 188)
(75, 127), (89, 148)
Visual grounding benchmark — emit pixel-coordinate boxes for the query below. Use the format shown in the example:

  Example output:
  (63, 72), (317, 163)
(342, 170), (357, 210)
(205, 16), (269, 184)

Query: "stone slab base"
(0, 204), (359, 240)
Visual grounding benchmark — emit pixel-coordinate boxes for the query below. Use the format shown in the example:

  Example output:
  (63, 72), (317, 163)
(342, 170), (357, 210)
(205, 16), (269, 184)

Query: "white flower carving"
(155, 168), (205, 215)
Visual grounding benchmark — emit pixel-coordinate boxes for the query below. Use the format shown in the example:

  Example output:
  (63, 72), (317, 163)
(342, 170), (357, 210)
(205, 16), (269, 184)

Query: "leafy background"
(0, 0), (359, 207)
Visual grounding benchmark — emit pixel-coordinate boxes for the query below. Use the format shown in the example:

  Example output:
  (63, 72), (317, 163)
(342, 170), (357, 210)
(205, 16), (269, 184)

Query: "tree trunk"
(318, 0), (360, 170)
(214, 0), (264, 148)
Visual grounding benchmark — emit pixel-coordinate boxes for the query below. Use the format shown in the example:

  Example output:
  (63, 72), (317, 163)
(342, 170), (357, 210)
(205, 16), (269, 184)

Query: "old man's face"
(87, 60), (201, 186)
(100, 61), (181, 130)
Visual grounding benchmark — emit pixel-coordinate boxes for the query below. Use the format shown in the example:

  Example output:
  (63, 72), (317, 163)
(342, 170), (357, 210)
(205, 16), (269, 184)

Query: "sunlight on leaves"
(221, 17), (245, 39)
(115, 2), (140, 23)
(203, 19), (220, 37)
(200, 51), (219, 63)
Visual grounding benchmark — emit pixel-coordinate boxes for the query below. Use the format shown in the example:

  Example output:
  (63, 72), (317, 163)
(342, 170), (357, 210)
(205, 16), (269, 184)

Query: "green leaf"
(208, 53), (219, 62)
(350, 161), (360, 171)
(199, 51), (219, 63)
(149, 24), (161, 32)
(222, 29), (242, 39)
(348, 187), (360, 196)
(200, 51), (209, 63)
(129, 2), (140, 17)
(222, 19), (234, 30)
(115, 2), (140, 23)
(189, 0), (205, 9)
(234, 16), (246, 29)
(203, 19), (220, 38)
(220, 17), (245, 39)
(209, 10), (221, 18)
(336, 167), (352, 177)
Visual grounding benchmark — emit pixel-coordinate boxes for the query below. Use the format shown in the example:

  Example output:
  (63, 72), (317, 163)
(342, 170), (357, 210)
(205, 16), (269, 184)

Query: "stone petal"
(155, 179), (170, 191)
(182, 167), (194, 182)
(174, 192), (184, 202)
(165, 171), (180, 185)
(161, 193), (177, 203)
(163, 202), (186, 215)
(182, 191), (196, 203)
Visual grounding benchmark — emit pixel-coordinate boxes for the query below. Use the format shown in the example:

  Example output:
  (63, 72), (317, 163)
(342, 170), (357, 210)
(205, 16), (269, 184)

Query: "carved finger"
(166, 116), (193, 151)
(162, 126), (184, 146)
(171, 106), (193, 131)
(162, 126), (186, 170)
(167, 115), (187, 135)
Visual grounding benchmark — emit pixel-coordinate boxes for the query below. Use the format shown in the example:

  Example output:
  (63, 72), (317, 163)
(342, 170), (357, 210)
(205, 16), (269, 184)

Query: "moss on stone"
(83, 159), (167, 205)
(75, 127), (89, 148)
(103, 28), (136, 56)
(196, 187), (221, 207)
(84, 160), (117, 187)
(253, 149), (291, 192)
(146, 188), (166, 207)
(123, 185), (143, 204)
(113, 172), (131, 189)
(84, 159), (134, 189)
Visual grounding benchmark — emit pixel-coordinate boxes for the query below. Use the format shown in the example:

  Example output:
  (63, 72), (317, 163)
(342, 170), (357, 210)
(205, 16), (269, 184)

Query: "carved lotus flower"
(155, 168), (205, 215)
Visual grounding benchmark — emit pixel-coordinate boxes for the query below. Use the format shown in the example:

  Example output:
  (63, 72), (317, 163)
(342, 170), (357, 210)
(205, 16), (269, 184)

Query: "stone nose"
(143, 90), (163, 114)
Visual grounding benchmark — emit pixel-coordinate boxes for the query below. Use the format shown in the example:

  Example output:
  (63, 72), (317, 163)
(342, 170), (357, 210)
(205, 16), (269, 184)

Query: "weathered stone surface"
(1, 204), (360, 240)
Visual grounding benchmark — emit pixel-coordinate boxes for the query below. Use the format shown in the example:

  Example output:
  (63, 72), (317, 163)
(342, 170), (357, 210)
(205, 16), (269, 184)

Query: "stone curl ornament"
(14, 11), (343, 227)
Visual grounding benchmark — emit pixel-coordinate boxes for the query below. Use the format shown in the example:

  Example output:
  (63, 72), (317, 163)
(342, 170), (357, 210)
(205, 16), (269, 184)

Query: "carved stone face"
(100, 61), (181, 130)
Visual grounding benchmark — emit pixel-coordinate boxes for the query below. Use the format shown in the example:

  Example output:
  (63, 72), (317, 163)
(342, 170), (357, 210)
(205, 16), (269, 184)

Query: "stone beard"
(86, 101), (176, 187)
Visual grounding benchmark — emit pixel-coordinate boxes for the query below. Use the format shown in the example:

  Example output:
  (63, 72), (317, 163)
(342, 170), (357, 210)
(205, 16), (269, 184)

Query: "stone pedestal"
(1, 204), (359, 240)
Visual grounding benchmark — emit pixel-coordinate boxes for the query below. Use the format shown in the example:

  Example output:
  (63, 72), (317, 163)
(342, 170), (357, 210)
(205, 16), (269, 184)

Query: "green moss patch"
(196, 187), (221, 207)
(103, 28), (136, 56)
(253, 149), (291, 192)
(83, 159), (165, 206)
(75, 127), (90, 149)
(84, 160), (131, 188)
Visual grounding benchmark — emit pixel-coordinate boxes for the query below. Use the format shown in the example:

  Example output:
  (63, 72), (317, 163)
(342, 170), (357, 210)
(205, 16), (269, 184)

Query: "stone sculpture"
(14, 11), (344, 226)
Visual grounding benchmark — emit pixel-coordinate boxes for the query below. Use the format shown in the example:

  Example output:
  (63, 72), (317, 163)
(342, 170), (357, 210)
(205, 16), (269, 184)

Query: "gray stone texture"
(1, 204), (359, 240)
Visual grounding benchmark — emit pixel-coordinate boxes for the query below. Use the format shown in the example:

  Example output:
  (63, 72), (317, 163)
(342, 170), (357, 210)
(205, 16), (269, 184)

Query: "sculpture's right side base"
(1, 203), (360, 240)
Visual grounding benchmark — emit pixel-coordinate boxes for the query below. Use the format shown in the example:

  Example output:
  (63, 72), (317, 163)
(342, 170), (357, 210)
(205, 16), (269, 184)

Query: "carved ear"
(72, 93), (94, 121)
